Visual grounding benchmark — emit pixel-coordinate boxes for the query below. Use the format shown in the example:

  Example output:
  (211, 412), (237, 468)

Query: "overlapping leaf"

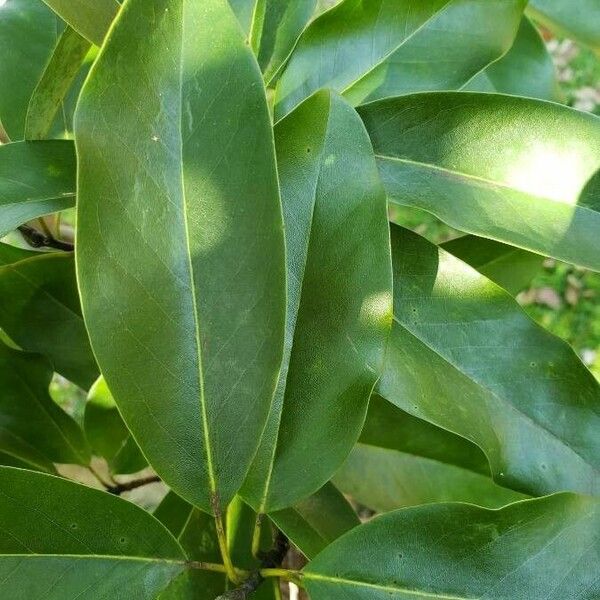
(0, 141), (76, 236)
(274, 0), (526, 120)
(75, 0), (287, 513)
(0, 252), (98, 389)
(527, 0), (600, 51)
(0, 467), (185, 598)
(85, 376), (146, 474)
(41, 0), (120, 46)
(377, 225), (600, 496)
(303, 494), (600, 599)
(240, 90), (392, 513)
(229, 0), (317, 82)
(360, 92), (600, 270)
(0, 342), (89, 469)
(466, 17), (558, 101)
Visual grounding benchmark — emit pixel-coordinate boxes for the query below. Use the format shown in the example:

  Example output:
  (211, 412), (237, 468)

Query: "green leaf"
(335, 444), (526, 513)
(85, 376), (146, 474)
(75, 0), (286, 513)
(527, 0), (600, 51)
(41, 0), (120, 46)
(25, 26), (92, 140)
(0, 342), (90, 468)
(0, 252), (98, 389)
(303, 493), (600, 599)
(360, 92), (600, 271)
(0, 467), (185, 598)
(441, 235), (544, 295)
(274, 0), (526, 120)
(377, 225), (600, 497)
(466, 17), (559, 101)
(241, 90), (392, 512)
(229, 0), (317, 82)
(0, 0), (63, 140)
(0, 242), (41, 266)
(269, 483), (359, 559)
(0, 141), (76, 236)
(155, 491), (225, 599)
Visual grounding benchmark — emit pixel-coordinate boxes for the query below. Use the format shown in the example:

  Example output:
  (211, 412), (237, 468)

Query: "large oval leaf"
(527, 0), (600, 51)
(466, 17), (558, 101)
(75, 0), (286, 513)
(241, 90), (392, 512)
(0, 342), (90, 468)
(359, 92), (600, 271)
(303, 494), (600, 599)
(0, 252), (98, 389)
(0, 141), (75, 236)
(229, 0), (317, 83)
(274, 0), (526, 120)
(377, 225), (600, 496)
(0, 0), (62, 139)
(0, 467), (185, 598)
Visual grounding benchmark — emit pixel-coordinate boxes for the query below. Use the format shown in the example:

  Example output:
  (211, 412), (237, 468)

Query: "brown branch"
(107, 474), (161, 495)
(18, 224), (74, 252)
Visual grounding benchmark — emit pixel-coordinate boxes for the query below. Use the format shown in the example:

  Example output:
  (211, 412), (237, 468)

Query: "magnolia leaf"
(241, 90), (392, 513)
(0, 342), (90, 468)
(25, 26), (91, 140)
(0, 243), (41, 266)
(466, 17), (559, 101)
(0, 141), (76, 236)
(84, 376), (146, 474)
(229, 0), (317, 83)
(274, 0), (526, 120)
(0, 467), (185, 598)
(75, 0), (286, 513)
(377, 225), (600, 497)
(303, 494), (600, 599)
(41, 0), (120, 46)
(0, 252), (98, 389)
(359, 92), (600, 271)
(269, 483), (359, 559)
(0, 0), (63, 140)
(527, 0), (600, 51)
(441, 235), (543, 295)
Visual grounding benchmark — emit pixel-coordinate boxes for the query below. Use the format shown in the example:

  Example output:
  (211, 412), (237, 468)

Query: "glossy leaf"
(85, 377), (146, 474)
(527, 0), (600, 51)
(303, 494), (600, 599)
(442, 235), (543, 294)
(269, 483), (359, 559)
(336, 444), (526, 513)
(41, 0), (120, 46)
(0, 342), (90, 468)
(0, 141), (76, 236)
(75, 0), (286, 513)
(241, 90), (392, 512)
(230, 0), (317, 82)
(467, 17), (558, 101)
(0, 252), (98, 389)
(0, 0), (62, 139)
(360, 92), (600, 271)
(0, 467), (185, 598)
(25, 26), (91, 140)
(377, 225), (600, 496)
(274, 0), (526, 120)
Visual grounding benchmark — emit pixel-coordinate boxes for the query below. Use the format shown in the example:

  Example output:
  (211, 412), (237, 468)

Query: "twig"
(18, 224), (74, 252)
(107, 474), (161, 495)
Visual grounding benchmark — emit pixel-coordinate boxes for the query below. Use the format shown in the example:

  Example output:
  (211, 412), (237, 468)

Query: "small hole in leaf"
(530, 361), (536, 368)
(306, 147), (312, 154)
(119, 537), (127, 544)
(70, 523), (78, 530)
